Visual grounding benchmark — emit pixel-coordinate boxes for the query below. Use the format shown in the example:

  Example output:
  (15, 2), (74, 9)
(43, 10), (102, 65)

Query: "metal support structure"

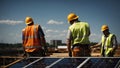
(77, 57), (90, 68)
(115, 59), (120, 68)
(1, 57), (120, 68)
(45, 58), (64, 68)
(1, 58), (24, 68)
(22, 57), (43, 68)
(118, 65), (120, 68)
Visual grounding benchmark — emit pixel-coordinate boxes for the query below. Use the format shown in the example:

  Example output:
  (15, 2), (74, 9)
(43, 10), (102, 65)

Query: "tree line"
(0, 42), (98, 49)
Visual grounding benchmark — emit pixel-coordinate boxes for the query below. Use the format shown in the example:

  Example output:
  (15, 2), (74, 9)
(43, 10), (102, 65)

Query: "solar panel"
(9, 58), (39, 68)
(51, 58), (86, 68)
(5, 57), (120, 68)
(82, 58), (120, 68)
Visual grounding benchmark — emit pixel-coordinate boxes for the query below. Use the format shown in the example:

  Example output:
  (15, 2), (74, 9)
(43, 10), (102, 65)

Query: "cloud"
(90, 33), (102, 42)
(62, 30), (67, 33)
(47, 19), (64, 25)
(45, 29), (68, 43)
(41, 26), (47, 31)
(0, 20), (23, 25)
(45, 29), (59, 33)
(46, 29), (54, 33)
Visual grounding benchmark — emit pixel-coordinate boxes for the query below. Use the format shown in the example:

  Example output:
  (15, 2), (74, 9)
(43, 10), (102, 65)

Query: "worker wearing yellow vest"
(92, 25), (118, 57)
(22, 16), (47, 57)
(66, 13), (91, 57)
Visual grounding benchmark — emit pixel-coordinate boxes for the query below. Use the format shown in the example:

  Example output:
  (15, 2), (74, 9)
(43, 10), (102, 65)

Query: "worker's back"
(22, 24), (42, 53)
(69, 22), (90, 45)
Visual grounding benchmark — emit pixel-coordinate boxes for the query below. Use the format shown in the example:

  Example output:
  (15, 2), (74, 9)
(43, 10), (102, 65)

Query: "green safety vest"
(69, 22), (90, 45)
(101, 34), (114, 56)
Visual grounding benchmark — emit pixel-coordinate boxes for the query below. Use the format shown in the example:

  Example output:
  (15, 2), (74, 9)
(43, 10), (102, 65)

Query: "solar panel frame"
(7, 57), (120, 68)
(76, 57), (90, 68)
(22, 57), (43, 68)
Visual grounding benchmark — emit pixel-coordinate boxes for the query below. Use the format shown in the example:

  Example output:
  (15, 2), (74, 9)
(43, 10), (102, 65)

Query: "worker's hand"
(110, 48), (114, 53)
(44, 45), (48, 53)
(90, 44), (98, 48)
(90, 45), (95, 49)
(69, 51), (72, 57)
(22, 53), (27, 57)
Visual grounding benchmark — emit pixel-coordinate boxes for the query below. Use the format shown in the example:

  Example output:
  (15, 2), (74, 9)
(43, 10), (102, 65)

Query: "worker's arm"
(41, 37), (47, 49)
(22, 37), (26, 57)
(91, 42), (102, 48)
(67, 39), (72, 57)
(66, 30), (72, 57)
(22, 29), (27, 57)
(38, 25), (48, 52)
(87, 24), (91, 36)
(85, 23), (90, 36)
(111, 35), (118, 53)
(22, 45), (27, 57)
(41, 37), (46, 46)
(38, 25), (46, 45)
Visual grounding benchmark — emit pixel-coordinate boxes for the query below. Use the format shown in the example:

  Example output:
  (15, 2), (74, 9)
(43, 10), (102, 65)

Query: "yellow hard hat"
(25, 16), (33, 25)
(101, 25), (109, 31)
(67, 13), (79, 22)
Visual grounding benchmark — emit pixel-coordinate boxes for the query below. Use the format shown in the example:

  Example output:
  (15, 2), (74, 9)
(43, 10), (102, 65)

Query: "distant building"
(50, 40), (62, 46)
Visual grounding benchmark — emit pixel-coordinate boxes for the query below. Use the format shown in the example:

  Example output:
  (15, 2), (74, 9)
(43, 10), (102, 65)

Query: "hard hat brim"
(26, 21), (32, 25)
(73, 16), (79, 20)
(101, 25), (109, 32)
(101, 28), (108, 32)
(68, 16), (79, 23)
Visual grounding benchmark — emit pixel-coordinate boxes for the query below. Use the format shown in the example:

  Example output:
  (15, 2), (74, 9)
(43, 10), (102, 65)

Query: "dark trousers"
(72, 44), (91, 57)
(26, 49), (45, 57)
(102, 49), (114, 57)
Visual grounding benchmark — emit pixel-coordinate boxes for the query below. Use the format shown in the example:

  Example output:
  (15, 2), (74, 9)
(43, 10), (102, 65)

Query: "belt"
(72, 43), (89, 49)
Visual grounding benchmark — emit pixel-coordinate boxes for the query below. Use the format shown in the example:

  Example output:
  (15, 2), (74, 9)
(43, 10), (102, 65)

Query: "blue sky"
(0, 0), (120, 43)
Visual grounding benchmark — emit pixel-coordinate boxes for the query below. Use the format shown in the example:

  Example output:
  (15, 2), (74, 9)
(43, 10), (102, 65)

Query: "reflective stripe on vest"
(22, 25), (41, 52)
(23, 25), (37, 39)
(69, 22), (90, 45)
(25, 46), (41, 49)
(101, 34), (113, 56)
(24, 35), (37, 39)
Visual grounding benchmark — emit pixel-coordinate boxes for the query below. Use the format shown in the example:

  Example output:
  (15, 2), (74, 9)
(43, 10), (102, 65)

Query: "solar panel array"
(9, 57), (120, 68)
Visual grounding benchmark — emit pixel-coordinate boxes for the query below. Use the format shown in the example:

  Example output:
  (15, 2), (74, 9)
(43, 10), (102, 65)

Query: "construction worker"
(66, 13), (91, 57)
(22, 16), (47, 57)
(92, 25), (118, 57)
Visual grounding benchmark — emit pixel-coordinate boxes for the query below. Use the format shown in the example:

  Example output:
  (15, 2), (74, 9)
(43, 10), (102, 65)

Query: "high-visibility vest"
(69, 22), (90, 45)
(101, 34), (114, 56)
(22, 24), (42, 52)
